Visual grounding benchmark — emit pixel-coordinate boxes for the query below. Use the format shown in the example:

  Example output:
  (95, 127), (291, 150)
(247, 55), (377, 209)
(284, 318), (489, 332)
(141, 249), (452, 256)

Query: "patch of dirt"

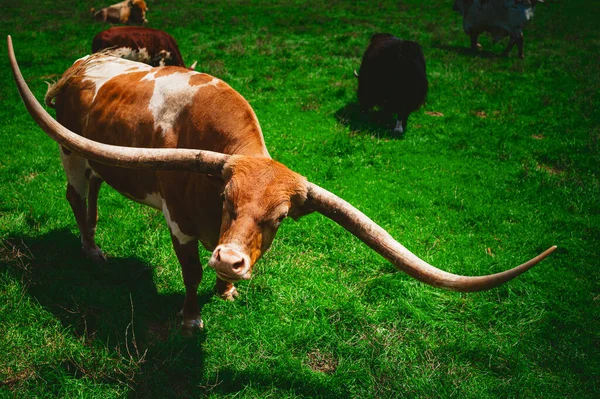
(0, 367), (36, 388)
(307, 349), (338, 374)
(536, 163), (563, 175)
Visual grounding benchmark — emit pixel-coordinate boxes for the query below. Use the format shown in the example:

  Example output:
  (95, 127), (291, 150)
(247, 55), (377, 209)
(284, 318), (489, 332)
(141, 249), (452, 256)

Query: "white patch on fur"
(81, 55), (152, 101)
(59, 146), (90, 198)
(162, 201), (195, 245)
(112, 47), (152, 64)
(142, 72), (219, 134)
(140, 192), (164, 210)
(394, 119), (404, 134)
(156, 50), (172, 66)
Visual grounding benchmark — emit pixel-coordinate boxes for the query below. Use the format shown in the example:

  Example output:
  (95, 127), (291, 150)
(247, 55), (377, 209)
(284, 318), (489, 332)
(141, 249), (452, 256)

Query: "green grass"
(1, 0), (599, 397)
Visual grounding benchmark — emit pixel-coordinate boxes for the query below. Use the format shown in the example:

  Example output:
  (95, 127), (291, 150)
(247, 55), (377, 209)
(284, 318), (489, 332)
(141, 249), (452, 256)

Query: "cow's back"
(358, 35), (427, 112)
(92, 27), (187, 67)
(49, 55), (268, 224)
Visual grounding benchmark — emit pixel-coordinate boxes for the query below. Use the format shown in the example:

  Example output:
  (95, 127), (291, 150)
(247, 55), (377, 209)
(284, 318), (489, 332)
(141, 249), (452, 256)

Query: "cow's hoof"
(181, 317), (204, 337)
(217, 285), (239, 301)
(83, 245), (107, 263)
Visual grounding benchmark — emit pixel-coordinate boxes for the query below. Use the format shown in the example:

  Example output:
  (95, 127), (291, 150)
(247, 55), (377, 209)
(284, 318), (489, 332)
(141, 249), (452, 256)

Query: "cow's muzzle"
(208, 244), (251, 282)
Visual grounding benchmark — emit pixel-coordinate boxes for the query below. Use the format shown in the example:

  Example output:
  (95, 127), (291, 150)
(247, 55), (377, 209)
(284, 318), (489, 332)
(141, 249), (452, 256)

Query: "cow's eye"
(276, 214), (287, 225)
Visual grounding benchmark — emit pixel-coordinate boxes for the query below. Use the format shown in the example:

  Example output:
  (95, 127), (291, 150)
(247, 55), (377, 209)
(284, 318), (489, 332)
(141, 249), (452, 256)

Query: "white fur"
(162, 201), (195, 245)
(140, 192), (164, 210)
(142, 72), (219, 134)
(59, 146), (90, 198)
(82, 56), (152, 101)
(112, 47), (152, 64)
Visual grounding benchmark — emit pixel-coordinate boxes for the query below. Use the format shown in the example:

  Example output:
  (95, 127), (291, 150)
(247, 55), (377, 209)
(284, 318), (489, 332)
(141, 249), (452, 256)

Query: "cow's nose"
(209, 245), (251, 281)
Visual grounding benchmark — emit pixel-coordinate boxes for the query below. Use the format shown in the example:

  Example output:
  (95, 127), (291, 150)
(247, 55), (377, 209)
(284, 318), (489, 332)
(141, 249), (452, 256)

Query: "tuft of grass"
(1, 1), (599, 398)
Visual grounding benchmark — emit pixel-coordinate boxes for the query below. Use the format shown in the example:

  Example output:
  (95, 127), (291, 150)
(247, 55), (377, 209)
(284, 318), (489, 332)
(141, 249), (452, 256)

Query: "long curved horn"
(306, 182), (556, 292)
(7, 35), (229, 175)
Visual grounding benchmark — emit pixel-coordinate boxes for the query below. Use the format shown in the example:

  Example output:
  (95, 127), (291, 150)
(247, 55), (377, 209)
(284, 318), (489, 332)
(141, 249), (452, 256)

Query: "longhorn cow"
(8, 36), (556, 335)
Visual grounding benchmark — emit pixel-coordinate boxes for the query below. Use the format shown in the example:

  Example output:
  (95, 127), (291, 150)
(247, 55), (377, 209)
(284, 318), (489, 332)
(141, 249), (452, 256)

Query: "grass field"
(1, 0), (599, 398)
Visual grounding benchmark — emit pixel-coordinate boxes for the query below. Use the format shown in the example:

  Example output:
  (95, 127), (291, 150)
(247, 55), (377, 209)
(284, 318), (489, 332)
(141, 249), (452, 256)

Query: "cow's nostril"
(232, 259), (244, 271)
(215, 248), (221, 262)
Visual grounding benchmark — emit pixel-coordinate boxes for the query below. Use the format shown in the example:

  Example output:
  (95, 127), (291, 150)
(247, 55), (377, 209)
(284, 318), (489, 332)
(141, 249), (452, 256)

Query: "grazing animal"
(93, 0), (148, 25)
(8, 36), (555, 335)
(92, 27), (197, 69)
(453, 0), (544, 58)
(355, 33), (428, 135)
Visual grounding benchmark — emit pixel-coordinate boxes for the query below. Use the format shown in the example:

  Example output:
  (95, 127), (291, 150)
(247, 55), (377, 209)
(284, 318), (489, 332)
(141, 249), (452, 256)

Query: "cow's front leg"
(470, 31), (481, 51)
(215, 278), (239, 301)
(516, 32), (525, 59)
(170, 236), (204, 335)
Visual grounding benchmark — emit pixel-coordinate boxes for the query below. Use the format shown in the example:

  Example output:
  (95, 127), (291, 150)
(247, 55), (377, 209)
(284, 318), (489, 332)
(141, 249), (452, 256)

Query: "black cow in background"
(355, 33), (428, 136)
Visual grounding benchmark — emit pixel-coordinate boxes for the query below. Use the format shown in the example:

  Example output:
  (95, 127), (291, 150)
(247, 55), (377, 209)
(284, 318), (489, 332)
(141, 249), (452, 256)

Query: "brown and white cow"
(93, 0), (148, 25)
(8, 36), (556, 335)
(92, 27), (196, 69)
(453, 0), (544, 58)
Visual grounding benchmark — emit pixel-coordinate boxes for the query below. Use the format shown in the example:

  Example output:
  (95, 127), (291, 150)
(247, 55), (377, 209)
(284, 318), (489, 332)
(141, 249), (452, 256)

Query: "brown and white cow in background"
(453, 0), (544, 58)
(92, 27), (197, 69)
(93, 0), (148, 25)
(8, 36), (556, 335)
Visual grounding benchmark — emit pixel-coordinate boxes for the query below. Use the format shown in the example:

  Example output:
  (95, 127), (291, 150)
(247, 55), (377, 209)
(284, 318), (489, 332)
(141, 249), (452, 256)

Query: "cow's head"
(8, 34), (556, 294)
(208, 156), (310, 282)
(129, 0), (148, 24)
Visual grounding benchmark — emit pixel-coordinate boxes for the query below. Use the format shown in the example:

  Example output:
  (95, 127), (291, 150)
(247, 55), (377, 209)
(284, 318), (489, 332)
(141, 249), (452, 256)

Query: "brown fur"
(92, 27), (191, 69)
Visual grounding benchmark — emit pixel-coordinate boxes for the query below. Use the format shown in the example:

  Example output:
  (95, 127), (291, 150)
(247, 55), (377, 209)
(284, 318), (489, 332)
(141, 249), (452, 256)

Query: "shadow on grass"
(3, 229), (342, 398)
(3, 229), (209, 396)
(433, 43), (501, 59)
(335, 102), (401, 139)
(207, 367), (345, 399)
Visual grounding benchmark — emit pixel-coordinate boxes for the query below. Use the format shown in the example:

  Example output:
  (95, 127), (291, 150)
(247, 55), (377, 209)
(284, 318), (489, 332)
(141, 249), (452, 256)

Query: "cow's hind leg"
(87, 175), (103, 244)
(502, 32), (524, 58)
(61, 147), (105, 262)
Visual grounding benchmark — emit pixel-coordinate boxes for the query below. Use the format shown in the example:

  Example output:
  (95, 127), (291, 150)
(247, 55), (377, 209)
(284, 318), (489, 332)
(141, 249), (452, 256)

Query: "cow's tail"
(44, 81), (58, 109)
(44, 59), (89, 109)
(45, 51), (116, 109)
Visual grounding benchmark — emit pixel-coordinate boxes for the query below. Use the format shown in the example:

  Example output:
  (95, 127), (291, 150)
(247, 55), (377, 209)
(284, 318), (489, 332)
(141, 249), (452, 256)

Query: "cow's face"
(129, 0), (148, 24)
(208, 157), (310, 282)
